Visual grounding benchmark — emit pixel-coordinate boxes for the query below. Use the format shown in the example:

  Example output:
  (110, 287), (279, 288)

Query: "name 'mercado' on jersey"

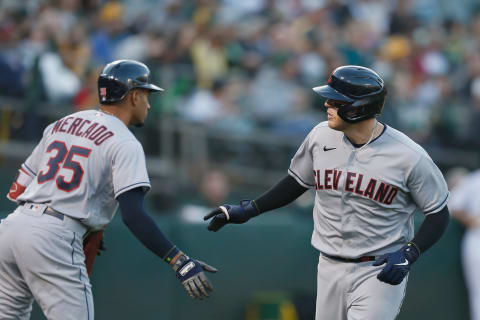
(288, 121), (449, 259)
(17, 110), (150, 229)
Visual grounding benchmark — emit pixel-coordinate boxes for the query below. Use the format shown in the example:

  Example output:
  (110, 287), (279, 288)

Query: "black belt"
(321, 252), (376, 263)
(21, 203), (88, 237)
(44, 207), (64, 220)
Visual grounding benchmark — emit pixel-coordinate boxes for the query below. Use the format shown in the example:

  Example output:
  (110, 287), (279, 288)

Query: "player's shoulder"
(314, 121), (330, 131)
(47, 109), (99, 129)
(309, 121), (342, 137)
(383, 124), (429, 158)
(59, 109), (95, 120)
(77, 109), (136, 139)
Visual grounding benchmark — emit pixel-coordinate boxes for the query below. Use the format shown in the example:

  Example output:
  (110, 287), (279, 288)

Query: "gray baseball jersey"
(17, 109), (151, 229)
(289, 121), (449, 259)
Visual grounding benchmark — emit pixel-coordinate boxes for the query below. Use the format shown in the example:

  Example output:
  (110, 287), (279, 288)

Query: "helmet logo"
(100, 87), (107, 100)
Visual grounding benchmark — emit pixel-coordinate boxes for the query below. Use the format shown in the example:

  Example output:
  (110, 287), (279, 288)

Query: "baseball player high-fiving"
(205, 65), (450, 319)
(1, 60), (217, 319)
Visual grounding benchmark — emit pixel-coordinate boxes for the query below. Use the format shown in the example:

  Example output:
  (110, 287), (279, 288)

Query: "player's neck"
(343, 119), (382, 145)
(99, 105), (130, 126)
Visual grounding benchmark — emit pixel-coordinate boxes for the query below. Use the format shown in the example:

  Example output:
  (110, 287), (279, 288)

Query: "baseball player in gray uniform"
(204, 65), (450, 319)
(449, 169), (480, 320)
(1, 60), (217, 320)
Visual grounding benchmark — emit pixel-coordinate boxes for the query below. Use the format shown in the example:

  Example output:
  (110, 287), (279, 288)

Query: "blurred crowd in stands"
(2, 0), (480, 149)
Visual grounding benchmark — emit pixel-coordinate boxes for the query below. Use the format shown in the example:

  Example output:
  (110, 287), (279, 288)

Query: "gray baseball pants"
(0, 204), (93, 320)
(316, 253), (407, 320)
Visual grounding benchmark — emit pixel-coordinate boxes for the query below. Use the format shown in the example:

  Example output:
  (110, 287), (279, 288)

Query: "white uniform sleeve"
(288, 130), (316, 189)
(112, 139), (151, 198)
(22, 124), (53, 176)
(407, 155), (449, 215)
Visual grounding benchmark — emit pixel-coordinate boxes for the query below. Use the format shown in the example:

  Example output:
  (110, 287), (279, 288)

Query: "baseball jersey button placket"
(339, 151), (356, 252)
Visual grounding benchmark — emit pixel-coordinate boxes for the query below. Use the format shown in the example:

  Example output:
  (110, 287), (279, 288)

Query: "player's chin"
(131, 115), (147, 127)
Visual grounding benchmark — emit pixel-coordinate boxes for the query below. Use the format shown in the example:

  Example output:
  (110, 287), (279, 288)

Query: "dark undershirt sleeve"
(411, 205), (450, 254)
(117, 187), (175, 259)
(254, 175), (308, 214)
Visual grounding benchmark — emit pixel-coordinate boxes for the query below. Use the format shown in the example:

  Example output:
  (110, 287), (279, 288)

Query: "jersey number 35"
(37, 140), (92, 192)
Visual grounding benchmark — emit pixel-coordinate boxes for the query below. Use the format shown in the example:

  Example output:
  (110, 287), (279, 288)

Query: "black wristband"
(407, 242), (421, 256)
(251, 200), (261, 216)
(163, 245), (180, 263)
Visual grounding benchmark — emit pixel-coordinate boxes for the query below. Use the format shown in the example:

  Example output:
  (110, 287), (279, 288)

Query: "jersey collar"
(343, 121), (388, 149)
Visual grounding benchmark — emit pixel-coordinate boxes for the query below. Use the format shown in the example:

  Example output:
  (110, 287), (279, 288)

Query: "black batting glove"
(203, 200), (260, 232)
(373, 243), (420, 285)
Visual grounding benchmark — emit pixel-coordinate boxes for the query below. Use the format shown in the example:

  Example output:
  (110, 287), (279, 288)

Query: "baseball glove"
(83, 230), (106, 275)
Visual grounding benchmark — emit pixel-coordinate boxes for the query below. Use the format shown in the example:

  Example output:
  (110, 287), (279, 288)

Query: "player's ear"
(130, 90), (140, 107)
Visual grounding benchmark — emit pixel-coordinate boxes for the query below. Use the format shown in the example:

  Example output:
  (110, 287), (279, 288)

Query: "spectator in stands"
(180, 169), (232, 222)
(89, 1), (129, 65)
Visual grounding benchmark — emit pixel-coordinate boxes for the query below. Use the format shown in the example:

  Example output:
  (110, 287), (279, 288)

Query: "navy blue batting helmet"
(313, 65), (387, 123)
(98, 60), (163, 104)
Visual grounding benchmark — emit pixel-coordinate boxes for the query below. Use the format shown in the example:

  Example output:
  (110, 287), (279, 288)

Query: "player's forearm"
(410, 206), (450, 254)
(254, 174), (308, 214)
(117, 188), (175, 259)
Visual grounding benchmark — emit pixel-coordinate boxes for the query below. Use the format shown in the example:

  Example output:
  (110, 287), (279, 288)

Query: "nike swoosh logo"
(323, 146), (336, 151)
(394, 260), (409, 266)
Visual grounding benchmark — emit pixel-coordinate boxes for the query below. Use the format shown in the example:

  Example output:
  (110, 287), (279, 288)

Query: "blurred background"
(0, 0), (478, 319)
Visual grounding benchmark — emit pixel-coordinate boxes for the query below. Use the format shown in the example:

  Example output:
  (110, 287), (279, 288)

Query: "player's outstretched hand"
(203, 200), (260, 232)
(173, 253), (218, 300)
(373, 243), (420, 285)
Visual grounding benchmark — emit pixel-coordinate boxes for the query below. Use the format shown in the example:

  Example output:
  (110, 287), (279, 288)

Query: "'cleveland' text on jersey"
(313, 169), (398, 205)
